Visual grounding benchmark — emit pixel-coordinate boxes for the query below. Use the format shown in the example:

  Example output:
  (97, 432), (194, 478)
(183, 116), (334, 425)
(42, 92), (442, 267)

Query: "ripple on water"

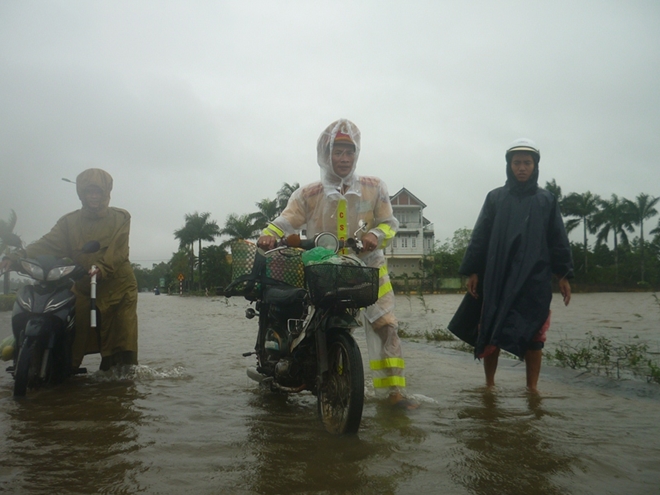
(86, 364), (191, 383)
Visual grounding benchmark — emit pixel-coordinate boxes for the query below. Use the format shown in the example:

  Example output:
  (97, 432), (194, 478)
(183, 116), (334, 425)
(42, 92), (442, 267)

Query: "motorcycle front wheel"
(317, 331), (364, 435)
(13, 339), (38, 397)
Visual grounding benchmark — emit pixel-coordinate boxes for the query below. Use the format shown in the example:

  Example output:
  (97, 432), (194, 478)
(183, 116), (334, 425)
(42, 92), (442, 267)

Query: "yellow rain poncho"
(262, 119), (407, 395)
(26, 168), (138, 370)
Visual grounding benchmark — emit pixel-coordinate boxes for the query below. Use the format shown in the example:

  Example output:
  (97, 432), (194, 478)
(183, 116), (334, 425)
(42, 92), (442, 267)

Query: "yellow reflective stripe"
(378, 281), (393, 298)
(378, 265), (388, 277)
(370, 357), (405, 370)
(376, 223), (396, 240)
(337, 199), (348, 254)
(263, 224), (284, 238)
(373, 376), (406, 388)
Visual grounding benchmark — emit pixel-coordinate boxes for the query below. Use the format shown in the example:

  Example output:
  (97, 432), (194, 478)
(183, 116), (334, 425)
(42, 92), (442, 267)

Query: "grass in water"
(549, 331), (660, 384)
(398, 322), (455, 342)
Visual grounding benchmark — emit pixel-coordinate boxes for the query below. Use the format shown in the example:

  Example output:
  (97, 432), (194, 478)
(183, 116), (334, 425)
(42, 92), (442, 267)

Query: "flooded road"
(0, 292), (659, 494)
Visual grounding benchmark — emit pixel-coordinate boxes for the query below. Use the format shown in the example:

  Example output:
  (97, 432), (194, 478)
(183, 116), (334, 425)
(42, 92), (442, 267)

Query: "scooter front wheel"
(13, 339), (36, 397)
(317, 331), (364, 435)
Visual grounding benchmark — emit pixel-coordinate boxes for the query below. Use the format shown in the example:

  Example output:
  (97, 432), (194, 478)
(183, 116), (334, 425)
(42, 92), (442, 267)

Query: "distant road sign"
(178, 273), (184, 281)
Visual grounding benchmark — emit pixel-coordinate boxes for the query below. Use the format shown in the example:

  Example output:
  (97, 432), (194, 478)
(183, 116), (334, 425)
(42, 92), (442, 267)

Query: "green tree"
(592, 194), (635, 283)
(169, 250), (190, 293)
(276, 182), (299, 214)
(250, 198), (279, 231)
(200, 245), (231, 291)
(563, 191), (601, 275)
(625, 193), (659, 283)
(220, 213), (261, 246)
(545, 179), (564, 214)
(174, 212), (220, 290)
(0, 210), (18, 295)
(173, 220), (196, 291)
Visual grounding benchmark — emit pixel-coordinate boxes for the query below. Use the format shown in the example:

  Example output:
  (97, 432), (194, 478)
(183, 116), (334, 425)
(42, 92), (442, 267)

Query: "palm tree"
(250, 198), (279, 231)
(545, 179), (564, 205)
(219, 213), (261, 247)
(0, 210), (18, 295)
(173, 222), (195, 291)
(562, 191), (601, 275)
(174, 212), (220, 291)
(592, 194), (635, 283)
(625, 193), (659, 283)
(276, 182), (299, 215)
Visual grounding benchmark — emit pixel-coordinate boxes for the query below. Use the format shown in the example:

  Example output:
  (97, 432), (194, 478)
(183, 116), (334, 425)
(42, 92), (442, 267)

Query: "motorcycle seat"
(262, 285), (307, 306)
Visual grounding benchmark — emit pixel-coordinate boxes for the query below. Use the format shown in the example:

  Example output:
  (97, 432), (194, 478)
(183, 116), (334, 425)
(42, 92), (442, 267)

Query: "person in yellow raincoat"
(25, 168), (138, 371)
(258, 119), (416, 409)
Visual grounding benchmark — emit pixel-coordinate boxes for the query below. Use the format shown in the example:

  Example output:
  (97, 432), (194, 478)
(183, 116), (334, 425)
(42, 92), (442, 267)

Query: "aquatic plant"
(424, 327), (455, 342)
(551, 331), (660, 384)
(416, 292), (435, 314)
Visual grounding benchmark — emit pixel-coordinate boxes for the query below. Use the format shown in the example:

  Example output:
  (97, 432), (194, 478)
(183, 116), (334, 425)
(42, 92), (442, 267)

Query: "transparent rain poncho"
(264, 119), (407, 393)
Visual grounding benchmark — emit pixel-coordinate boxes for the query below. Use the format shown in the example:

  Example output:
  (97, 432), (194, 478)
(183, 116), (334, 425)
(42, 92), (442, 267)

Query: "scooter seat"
(262, 285), (307, 306)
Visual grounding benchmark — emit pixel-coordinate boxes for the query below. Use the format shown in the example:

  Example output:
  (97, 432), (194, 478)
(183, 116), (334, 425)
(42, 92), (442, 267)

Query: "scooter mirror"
(82, 240), (101, 254)
(353, 220), (368, 238)
(314, 232), (339, 252)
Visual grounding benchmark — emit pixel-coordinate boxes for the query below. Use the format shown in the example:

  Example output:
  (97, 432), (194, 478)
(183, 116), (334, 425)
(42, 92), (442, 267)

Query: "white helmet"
(506, 138), (540, 163)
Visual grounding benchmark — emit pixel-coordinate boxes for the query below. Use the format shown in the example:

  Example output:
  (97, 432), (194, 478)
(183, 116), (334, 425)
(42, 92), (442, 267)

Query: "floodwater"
(0, 292), (659, 494)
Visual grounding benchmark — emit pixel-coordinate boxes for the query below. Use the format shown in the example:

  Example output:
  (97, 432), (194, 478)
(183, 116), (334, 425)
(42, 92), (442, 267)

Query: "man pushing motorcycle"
(1, 168), (138, 372)
(258, 119), (417, 409)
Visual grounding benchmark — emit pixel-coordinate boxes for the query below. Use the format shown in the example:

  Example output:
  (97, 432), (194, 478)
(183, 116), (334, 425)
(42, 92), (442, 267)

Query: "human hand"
(257, 235), (277, 251)
(0, 258), (13, 275)
(559, 277), (571, 306)
(361, 233), (378, 252)
(466, 273), (479, 299)
(89, 266), (102, 281)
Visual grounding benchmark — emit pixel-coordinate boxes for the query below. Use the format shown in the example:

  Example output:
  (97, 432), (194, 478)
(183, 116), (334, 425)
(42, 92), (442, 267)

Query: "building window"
(402, 237), (408, 248)
(393, 238), (397, 248)
(412, 237), (416, 248)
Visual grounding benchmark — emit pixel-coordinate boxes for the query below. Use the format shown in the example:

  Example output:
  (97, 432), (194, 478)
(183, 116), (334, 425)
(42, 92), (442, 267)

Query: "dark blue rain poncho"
(448, 160), (573, 359)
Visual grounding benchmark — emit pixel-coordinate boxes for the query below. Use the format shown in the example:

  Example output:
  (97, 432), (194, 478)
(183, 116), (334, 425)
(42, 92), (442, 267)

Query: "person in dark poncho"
(448, 138), (573, 393)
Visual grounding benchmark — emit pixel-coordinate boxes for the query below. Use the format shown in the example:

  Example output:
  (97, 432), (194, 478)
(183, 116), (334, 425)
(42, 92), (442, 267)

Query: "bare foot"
(388, 391), (419, 410)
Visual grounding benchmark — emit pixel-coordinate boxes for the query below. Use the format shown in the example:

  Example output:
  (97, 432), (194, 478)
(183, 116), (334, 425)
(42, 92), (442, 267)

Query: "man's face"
(83, 185), (104, 211)
(331, 143), (356, 178)
(510, 152), (535, 183)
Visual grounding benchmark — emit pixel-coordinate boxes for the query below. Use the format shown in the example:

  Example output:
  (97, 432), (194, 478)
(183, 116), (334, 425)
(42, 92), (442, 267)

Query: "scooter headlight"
(47, 265), (76, 281)
(20, 260), (45, 281)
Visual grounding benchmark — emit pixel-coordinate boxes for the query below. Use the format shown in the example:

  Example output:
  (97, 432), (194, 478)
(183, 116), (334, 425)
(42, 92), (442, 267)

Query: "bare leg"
(524, 349), (542, 393)
(483, 348), (500, 388)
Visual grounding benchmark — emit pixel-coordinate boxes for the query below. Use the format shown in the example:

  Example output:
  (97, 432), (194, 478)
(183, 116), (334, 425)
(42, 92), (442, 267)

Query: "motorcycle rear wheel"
(317, 331), (364, 435)
(13, 339), (37, 397)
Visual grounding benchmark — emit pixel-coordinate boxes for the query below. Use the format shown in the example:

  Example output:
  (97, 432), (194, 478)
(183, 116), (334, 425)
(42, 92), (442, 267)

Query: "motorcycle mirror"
(81, 240), (101, 254)
(314, 232), (340, 252)
(353, 220), (368, 238)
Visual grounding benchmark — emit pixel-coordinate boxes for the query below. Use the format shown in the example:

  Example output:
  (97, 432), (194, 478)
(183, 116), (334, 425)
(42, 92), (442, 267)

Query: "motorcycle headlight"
(47, 265), (76, 281)
(20, 260), (45, 281)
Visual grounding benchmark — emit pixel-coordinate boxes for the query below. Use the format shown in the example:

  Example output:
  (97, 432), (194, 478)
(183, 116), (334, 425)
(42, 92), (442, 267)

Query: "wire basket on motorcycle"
(226, 240), (305, 299)
(304, 257), (378, 308)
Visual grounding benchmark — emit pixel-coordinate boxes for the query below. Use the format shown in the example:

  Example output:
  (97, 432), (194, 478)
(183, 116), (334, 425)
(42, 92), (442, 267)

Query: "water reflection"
(449, 389), (580, 495)
(244, 388), (428, 495)
(3, 379), (145, 494)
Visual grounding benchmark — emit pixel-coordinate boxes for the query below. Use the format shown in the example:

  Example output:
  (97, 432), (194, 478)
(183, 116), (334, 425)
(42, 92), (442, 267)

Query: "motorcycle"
(224, 227), (378, 435)
(1, 234), (100, 397)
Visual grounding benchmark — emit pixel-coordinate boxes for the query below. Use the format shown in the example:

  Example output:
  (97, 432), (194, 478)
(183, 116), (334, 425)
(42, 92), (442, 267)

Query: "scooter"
(2, 235), (100, 397)
(224, 226), (378, 435)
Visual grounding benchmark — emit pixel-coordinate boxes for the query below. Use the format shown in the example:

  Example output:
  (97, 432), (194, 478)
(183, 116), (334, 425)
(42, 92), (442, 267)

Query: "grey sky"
(1, 0), (659, 267)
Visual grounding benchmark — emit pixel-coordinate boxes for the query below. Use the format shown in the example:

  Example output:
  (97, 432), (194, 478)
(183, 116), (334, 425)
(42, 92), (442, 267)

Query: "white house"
(386, 188), (435, 277)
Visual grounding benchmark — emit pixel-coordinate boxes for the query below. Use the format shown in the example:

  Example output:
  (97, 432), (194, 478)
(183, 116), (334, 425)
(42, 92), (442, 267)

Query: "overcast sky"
(1, 0), (659, 267)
